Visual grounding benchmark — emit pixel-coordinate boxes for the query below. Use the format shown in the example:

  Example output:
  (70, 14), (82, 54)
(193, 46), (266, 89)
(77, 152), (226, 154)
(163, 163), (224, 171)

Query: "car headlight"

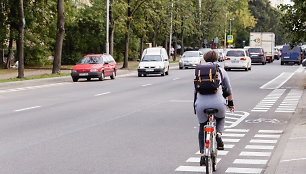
(71, 70), (77, 73)
(138, 66), (144, 69)
(90, 69), (98, 72)
(179, 59), (183, 63)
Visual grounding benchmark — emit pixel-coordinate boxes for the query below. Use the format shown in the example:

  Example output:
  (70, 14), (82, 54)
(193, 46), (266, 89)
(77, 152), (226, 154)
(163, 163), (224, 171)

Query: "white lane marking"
(251, 110), (268, 112)
(223, 138), (240, 143)
(289, 137), (306, 140)
(275, 89), (303, 113)
(196, 151), (228, 156)
(252, 89), (286, 112)
(280, 158), (306, 163)
(226, 167), (263, 173)
(222, 133), (245, 137)
(186, 157), (221, 163)
(254, 134), (280, 138)
(224, 111), (250, 128)
(250, 139), (278, 144)
(169, 100), (193, 103)
(275, 110), (295, 113)
(0, 83), (72, 94)
(233, 159), (268, 165)
(245, 145), (274, 150)
(260, 72), (294, 89)
(175, 166), (206, 172)
(141, 84), (152, 87)
(94, 92), (111, 97)
(224, 129), (249, 133)
(239, 151), (271, 157)
(226, 117), (240, 120)
(258, 130), (283, 134)
(173, 77), (180, 81)
(15, 106), (41, 112)
(224, 144), (235, 148)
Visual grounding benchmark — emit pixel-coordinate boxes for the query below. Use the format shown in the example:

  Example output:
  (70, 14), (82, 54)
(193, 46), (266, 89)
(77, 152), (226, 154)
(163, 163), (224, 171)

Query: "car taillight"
(225, 57), (230, 60)
(297, 56), (300, 59)
(259, 52), (264, 55)
(240, 58), (247, 61)
(267, 56), (270, 59)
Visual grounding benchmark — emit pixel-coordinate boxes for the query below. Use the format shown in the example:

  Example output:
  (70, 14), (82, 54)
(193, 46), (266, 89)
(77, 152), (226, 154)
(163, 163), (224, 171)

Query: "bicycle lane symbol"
(224, 111), (250, 128)
(245, 118), (288, 124)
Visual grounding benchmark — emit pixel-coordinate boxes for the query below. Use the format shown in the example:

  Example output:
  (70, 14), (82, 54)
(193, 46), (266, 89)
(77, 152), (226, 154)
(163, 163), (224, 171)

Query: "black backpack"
(194, 64), (222, 95)
(193, 64), (230, 114)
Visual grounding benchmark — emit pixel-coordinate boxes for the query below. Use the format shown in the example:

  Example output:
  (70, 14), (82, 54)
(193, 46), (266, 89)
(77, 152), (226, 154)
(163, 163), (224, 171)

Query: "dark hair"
(204, 51), (218, 62)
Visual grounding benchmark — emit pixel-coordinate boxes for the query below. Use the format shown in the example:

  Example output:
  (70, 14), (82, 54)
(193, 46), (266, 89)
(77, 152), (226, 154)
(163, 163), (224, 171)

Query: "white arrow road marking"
(15, 106), (41, 112)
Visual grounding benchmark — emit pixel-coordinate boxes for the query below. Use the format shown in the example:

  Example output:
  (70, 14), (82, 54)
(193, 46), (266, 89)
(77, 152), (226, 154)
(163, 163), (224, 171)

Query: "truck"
(249, 32), (275, 63)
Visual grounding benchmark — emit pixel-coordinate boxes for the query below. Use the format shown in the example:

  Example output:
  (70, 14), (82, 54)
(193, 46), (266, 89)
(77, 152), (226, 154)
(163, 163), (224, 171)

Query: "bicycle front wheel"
(205, 156), (213, 174)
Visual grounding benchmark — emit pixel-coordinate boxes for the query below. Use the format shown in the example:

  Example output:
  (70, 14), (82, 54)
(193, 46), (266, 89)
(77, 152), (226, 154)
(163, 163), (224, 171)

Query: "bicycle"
(203, 108), (218, 174)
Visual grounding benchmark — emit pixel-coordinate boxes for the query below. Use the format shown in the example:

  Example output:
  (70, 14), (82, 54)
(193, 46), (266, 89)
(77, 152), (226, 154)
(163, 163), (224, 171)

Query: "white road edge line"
(280, 158), (306, 163)
(94, 92), (111, 97)
(15, 106), (41, 112)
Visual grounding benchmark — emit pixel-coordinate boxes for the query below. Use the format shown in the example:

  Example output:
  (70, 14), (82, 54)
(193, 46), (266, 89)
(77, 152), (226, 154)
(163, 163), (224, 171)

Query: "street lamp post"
(106, 0), (110, 54)
(229, 18), (234, 35)
(169, 0), (173, 57)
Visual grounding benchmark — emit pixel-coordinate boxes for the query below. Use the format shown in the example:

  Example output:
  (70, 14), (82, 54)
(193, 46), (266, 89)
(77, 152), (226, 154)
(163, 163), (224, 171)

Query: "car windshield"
(141, 55), (162, 61)
(199, 48), (211, 54)
(226, 51), (245, 57)
(182, 52), (199, 57)
(248, 48), (261, 53)
(77, 57), (102, 64)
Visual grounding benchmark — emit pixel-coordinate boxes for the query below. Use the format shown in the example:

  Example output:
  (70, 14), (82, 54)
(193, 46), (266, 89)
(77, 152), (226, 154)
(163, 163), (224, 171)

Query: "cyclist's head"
(204, 51), (218, 62)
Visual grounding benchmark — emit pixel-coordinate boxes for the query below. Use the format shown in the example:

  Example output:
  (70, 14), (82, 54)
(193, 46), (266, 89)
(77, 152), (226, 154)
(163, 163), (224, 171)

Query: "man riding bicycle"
(194, 51), (235, 166)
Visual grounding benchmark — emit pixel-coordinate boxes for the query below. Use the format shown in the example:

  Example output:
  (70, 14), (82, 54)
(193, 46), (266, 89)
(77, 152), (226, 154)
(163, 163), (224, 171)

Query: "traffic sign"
(227, 35), (233, 43)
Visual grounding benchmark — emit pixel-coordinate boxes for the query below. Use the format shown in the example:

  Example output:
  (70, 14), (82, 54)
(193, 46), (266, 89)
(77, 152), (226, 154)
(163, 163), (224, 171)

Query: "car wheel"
(72, 77), (78, 82)
(138, 72), (142, 77)
(262, 62), (265, 65)
(143, 74), (147, 77)
(99, 72), (105, 81)
(87, 77), (91, 81)
(281, 61), (284, 65)
(297, 62), (301, 65)
(245, 68), (248, 71)
(179, 66), (183, 69)
(110, 69), (116, 79)
(161, 70), (165, 76)
(165, 67), (169, 75)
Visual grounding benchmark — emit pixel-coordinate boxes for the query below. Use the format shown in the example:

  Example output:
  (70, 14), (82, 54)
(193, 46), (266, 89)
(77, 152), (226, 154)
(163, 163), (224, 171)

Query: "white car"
(179, 51), (204, 69)
(137, 47), (169, 77)
(224, 49), (252, 71)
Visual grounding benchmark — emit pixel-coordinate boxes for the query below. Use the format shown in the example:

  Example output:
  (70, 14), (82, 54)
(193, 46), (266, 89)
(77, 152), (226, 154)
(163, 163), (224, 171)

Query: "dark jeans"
(198, 117), (224, 154)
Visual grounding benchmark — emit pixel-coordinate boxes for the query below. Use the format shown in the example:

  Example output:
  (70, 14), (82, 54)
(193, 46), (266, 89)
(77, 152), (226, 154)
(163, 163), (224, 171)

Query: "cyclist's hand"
(229, 106), (235, 112)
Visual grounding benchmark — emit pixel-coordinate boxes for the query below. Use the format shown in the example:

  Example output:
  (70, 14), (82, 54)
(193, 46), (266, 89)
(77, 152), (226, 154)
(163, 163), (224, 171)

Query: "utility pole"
(106, 0), (110, 54)
(169, 0), (173, 56)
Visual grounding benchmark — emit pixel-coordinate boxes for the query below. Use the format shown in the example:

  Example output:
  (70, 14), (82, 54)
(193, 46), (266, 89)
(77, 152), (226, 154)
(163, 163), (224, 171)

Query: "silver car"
(179, 51), (204, 69)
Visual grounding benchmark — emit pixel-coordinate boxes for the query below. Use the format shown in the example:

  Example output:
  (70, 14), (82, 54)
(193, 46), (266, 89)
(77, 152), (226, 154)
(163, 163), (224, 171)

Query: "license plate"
(79, 73), (88, 76)
(231, 60), (239, 63)
(284, 56), (289, 58)
(146, 69), (154, 72)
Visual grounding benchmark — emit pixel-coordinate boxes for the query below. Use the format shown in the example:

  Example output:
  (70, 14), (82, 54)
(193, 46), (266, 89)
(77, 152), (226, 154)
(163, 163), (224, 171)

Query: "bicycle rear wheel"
(205, 156), (213, 174)
(212, 152), (217, 171)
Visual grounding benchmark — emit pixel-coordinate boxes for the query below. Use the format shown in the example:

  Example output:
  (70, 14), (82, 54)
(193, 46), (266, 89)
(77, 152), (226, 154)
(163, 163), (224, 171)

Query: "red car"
(71, 54), (117, 82)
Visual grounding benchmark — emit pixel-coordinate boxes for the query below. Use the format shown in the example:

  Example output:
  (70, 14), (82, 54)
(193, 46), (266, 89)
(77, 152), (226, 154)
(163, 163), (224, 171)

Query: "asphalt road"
(0, 60), (304, 174)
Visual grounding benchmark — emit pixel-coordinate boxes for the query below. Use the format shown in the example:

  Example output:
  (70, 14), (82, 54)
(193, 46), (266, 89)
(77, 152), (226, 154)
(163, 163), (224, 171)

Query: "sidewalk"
(266, 72), (306, 174)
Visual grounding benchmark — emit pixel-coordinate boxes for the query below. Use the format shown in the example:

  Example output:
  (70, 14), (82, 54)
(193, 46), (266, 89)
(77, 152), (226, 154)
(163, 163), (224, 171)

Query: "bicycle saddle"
(204, 108), (219, 115)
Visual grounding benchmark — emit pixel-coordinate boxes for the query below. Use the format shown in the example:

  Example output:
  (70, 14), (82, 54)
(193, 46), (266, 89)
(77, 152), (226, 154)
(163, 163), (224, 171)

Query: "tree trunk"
(52, 0), (65, 74)
(109, 0), (114, 56)
(123, 0), (131, 69)
(153, 24), (157, 47)
(180, 17), (184, 55)
(139, 35), (144, 60)
(17, 0), (24, 78)
(6, 27), (14, 69)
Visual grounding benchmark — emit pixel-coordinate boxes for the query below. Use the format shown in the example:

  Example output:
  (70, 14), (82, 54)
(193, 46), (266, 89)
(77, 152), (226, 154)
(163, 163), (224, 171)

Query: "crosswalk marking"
(233, 159), (268, 165)
(240, 151), (271, 157)
(223, 138), (240, 143)
(251, 89), (286, 112)
(258, 130), (283, 134)
(175, 166), (206, 172)
(224, 129), (249, 133)
(222, 133), (245, 137)
(275, 89), (303, 113)
(196, 150), (228, 156)
(225, 167), (263, 173)
(186, 157), (221, 163)
(254, 134), (280, 138)
(245, 145), (274, 150)
(224, 144), (235, 149)
(250, 139), (278, 144)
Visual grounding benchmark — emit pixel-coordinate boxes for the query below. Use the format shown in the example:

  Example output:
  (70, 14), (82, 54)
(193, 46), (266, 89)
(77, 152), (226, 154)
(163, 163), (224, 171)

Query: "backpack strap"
(193, 91), (197, 114)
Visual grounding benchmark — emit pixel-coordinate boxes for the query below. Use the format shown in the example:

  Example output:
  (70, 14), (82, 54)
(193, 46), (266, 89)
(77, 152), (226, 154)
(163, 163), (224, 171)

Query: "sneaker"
(216, 134), (224, 150)
(200, 156), (206, 166)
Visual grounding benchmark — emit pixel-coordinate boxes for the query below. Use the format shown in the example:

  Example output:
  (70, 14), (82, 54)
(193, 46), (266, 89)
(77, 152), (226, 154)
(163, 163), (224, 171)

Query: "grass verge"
(0, 73), (70, 83)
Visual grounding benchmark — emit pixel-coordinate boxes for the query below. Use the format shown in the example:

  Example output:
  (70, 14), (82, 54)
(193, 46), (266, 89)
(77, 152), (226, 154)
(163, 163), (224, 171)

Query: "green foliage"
(279, 0), (306, 47)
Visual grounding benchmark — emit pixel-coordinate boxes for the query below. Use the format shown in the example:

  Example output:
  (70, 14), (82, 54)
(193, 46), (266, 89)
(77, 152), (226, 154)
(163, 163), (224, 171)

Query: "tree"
(279, 0), (306, 46)
(52, 0), (65, 74)
(17, 0), (24, 78)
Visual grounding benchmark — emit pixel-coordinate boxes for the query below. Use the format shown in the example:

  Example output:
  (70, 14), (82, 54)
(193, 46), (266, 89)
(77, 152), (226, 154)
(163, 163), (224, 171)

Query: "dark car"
(71, 54), (117, 82)
(280, 45), (303, 65)
(248, 47), (266, 65)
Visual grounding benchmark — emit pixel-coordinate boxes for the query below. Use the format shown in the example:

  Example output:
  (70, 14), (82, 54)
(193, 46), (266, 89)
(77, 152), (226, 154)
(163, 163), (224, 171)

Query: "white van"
(137, 47), (170, 77)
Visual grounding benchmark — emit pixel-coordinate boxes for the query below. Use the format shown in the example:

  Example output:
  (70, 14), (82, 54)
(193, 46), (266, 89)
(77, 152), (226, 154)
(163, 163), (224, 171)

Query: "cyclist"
(194, 51), (235, 166)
